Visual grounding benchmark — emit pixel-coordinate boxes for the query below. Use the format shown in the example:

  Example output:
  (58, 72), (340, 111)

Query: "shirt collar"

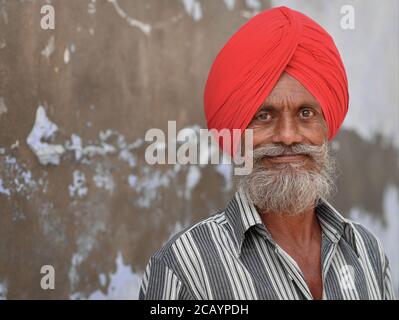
(225, 188), (359, 257)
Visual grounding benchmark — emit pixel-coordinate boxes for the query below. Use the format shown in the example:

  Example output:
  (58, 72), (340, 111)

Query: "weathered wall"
(0, 0), (398, 299)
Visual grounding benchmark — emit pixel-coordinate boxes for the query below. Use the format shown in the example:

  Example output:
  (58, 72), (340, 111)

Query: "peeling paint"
(223, 0), (236, 11)
(64, 132), (118, 161)
(64, 47), (70, 64)
(69, 170), (88, 198)
(93, 163), (115, 194)
(0, 1), (8, 25)
(182, 0), (203, 21)
(26, 106), (65, 165)
(10, 140), (19, 149)
(215, 163), (233, 191)
(68, 134), (83, 161)
(0, 38), (6, 49)
(0, 281), (7, 300)
(88, 0), (96, 15)
(99, 273), (106, 287)
(68, 253), (85, 292)
(108, 0), (151, 35)
(185, 165), (201, 199)
(88, 252), (142, 299)
(63, 43), (75, 64)
(127, 174), (137, 188)
(244, 0), (262, 14)
(0, 97), (7, 116)
(41, 35), (55, 59)
(69, 214), (107, 295)
(0, 178), (11, 197)
(349, 185), (399, 295)
(131, 168), (172, 208)
(1, 154), (47, 198)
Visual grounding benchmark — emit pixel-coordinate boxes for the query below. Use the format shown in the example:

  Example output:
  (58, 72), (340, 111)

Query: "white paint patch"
(63, 43), (75, 64)
(0, 38), (6, 49)
(88, 0), (96, 15)
(215, 163), (233, 191)
(0, 281), (7, 300)
(41, 35), (55, 59)
(64, 131), (118, 162)
(26, 106), (65, 165)
(99, 273), (107, 287)
(185, 165), (201, 199)
(38, 201), (65, 244)
(88, 252), (142, 300)
(68, 134), (83, 161)
(68, 253), (85, 292)
(0, 179), (11, 197)
(245, 0), (261, 13)
(182, 0), (203, 21)
(93, 164), (115, 193)
(69, 170), (88, 198)
(130, 168), (171, 208)
(62, 131), (142, 166)
(223, 0), (236, 11)
(119, 149), (136, 168)
(128, 175), (137, 188)
(0, 154), (46, 199)
(0, 2), (8, 25)
(0, 97), (7, 116)
(10, 140), (19, 149)
(108, 0), (151, 35)
(349, 185), (399, 296)
(15, 170), (35, 194)
(70, 43), (76, 53)
(241, 0), (261, 18)
(64, 47), (70, 64)
(69, 213), (107, 295)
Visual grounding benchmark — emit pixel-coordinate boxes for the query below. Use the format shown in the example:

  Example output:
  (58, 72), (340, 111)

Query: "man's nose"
(271, 116), (303, 145)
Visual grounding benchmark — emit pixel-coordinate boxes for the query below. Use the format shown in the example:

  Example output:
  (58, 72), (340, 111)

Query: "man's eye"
(256, 112), (271, 121)
(299, 109), (314, 118)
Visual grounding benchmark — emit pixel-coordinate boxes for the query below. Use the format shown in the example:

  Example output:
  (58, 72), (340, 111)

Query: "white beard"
(237, 142), (336, 216)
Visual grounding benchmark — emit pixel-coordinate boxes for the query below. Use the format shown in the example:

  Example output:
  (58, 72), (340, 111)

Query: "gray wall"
(0, 0), (397, 299)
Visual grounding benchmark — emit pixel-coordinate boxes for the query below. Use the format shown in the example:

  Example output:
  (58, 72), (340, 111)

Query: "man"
(139, 6), (395, 300)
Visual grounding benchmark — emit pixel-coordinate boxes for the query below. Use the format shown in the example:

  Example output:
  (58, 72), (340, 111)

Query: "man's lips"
(263, 154), (310, 163)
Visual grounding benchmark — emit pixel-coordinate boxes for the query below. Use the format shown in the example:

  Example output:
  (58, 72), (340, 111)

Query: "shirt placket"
(320, 232), (338, 300)
(274, 246), (314, 300)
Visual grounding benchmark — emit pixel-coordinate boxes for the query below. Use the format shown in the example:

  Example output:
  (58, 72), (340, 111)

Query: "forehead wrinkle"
(262, 90), (321, 112)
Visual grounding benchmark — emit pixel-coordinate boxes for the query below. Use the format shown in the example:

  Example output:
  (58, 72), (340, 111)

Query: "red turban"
(204, 6), (349, 156)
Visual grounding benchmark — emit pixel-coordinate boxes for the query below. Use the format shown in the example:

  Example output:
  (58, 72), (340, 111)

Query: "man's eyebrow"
(256, 105), (277, 112)
(256, 102), (322, 112)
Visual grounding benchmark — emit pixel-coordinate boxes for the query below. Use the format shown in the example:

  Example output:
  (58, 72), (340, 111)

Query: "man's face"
(247, 72), (328, 171)
(238, 73), (335, 215)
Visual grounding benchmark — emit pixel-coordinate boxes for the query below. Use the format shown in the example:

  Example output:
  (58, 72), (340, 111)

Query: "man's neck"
(259, 207), (321, 247)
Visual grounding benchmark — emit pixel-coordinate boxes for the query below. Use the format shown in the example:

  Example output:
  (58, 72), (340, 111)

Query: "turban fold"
(204, 6), (349, 156)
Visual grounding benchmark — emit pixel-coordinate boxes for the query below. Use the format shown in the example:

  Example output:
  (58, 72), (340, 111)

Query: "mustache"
(252, 143), (327, 162)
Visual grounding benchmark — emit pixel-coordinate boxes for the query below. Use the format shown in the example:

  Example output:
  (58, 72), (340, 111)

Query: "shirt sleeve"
(139, 257), (194, 300)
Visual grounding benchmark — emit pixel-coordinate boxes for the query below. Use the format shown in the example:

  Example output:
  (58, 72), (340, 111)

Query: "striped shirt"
(139, 188), (396, 300)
